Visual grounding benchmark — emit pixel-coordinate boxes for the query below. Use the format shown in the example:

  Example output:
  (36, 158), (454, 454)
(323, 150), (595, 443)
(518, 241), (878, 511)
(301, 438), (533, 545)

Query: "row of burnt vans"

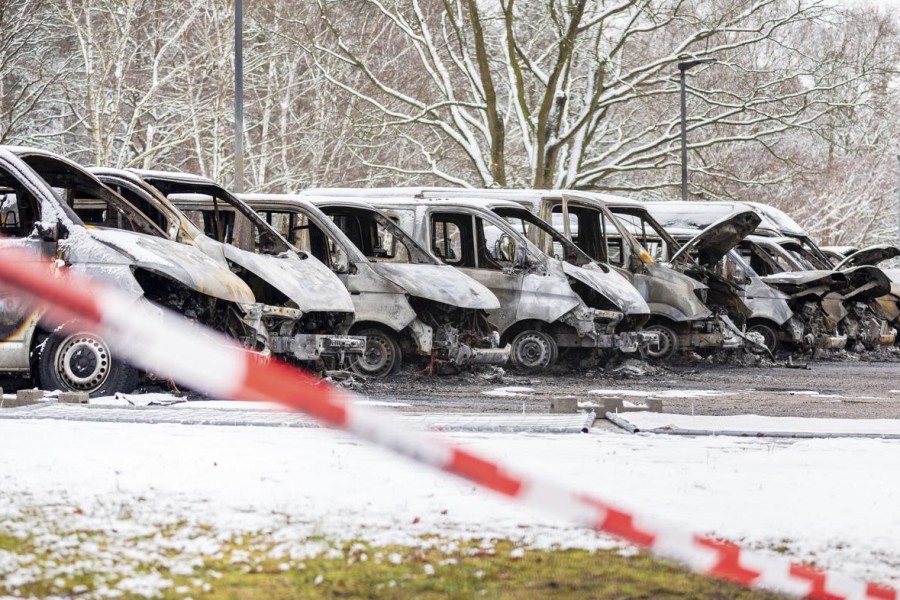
(2, 146), (894, 395)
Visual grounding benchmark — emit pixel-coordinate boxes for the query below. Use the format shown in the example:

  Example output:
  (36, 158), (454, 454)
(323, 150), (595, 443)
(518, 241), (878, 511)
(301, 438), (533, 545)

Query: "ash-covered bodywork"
(646, 211), (800, 353)
(740, 204), (899, 350)
(370, 188), (751, 358)
(650, 200), (896, 351)
(239, 193), (509, 376)
(822, 245), (900, 327)
(0, 146), (268, 396)
(310, 191), (656, 369)
(666, 200), (898, 348)
(833, 245), (900, 270)
(737, 235), (854, 350)
(102, 169), (365, 366)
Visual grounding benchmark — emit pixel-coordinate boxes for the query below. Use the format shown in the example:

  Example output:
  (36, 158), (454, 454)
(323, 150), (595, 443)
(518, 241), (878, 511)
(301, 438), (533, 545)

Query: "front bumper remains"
(451, 344), (512, 367)
(271, 334), (367, 361)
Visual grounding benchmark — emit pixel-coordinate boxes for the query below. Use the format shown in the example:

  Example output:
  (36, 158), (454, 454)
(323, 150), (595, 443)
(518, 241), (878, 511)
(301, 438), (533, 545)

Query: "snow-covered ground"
(2, 410), (900, 595)
(616, 411), (900, 435)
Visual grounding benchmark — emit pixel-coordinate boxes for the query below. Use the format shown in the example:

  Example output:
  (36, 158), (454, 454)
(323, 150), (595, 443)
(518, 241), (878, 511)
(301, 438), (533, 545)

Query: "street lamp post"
(234, 0), (244, 193)
(678, 58), (716, 202)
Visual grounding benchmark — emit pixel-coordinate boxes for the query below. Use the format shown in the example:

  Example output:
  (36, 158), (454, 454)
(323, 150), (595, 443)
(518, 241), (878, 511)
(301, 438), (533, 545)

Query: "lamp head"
(678, 57), (718, 71)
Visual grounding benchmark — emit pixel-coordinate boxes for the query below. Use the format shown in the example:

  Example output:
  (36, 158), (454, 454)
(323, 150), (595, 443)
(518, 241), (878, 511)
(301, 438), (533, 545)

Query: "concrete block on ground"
(549, 397), (579, 413)
(3, 388), (44, 407)
(16, 389), (44, 404)
(645, 399), (663, 412)
(602, 398), (663, 414)
(58, 392), (89, 404)
(602, 398), (624, 413)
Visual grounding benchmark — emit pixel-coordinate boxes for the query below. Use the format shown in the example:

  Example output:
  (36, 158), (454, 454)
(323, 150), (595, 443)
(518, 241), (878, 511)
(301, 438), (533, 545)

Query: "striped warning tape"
(0, 246), (894, 600)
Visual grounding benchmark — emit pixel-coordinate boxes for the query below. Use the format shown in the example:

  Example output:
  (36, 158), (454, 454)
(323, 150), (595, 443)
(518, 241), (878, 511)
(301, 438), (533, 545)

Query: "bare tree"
(0, 0), (66, 145)
(51, 0), (205, 167)
(302, 0), (896, 194)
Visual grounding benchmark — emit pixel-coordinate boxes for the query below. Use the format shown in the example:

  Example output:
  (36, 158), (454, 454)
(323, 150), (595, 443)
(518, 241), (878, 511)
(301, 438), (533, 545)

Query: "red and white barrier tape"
(0, 246), (894, 600)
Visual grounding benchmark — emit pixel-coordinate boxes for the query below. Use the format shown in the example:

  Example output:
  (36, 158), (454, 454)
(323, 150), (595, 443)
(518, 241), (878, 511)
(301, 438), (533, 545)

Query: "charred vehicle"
(97, 169), (365, 369)
(652, 201), (896, 351)
(821, 246), (861, 266)
(310, 193), (656, 369)
(762, 236), (895, 350)
(658, 222), (808, 353)
(367, 188), (752, 359)
(654, 202), (895, 349)
(735, 235), (856, 350)
(483, 190), (755, 359)
(238, 193), (509, 376)
(0, 146), (267, 396)
(823, 246), (900, 329)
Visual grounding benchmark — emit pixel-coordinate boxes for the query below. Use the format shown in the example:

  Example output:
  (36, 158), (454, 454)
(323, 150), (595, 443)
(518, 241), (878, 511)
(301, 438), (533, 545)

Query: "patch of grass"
(176, 541), (778, 600)
(0, 529), (781, 599)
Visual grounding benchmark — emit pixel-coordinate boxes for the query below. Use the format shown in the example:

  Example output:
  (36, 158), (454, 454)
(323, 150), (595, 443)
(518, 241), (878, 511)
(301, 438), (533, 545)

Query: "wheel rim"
(748, 325), (777, 354)
(645, 325), (677, 359)
(54, 333), (111, 392)
(352, 332), (396, 377)
(513, 332), (554, 369)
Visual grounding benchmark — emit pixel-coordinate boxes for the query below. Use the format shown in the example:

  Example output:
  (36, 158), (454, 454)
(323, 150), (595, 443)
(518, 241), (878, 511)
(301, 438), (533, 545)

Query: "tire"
(36, 330), (139, 397)
(643, 323), (679, 360)
(747, 322), (780, 354)
(351, 328), (402, 378)
(510, 330), (557, 370)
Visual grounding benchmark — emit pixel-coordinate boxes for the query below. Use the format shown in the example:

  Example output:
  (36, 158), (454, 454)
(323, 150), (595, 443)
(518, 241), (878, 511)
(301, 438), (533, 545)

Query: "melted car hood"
(563, 262), (650, 316)
(372, 263), (499, 310)
(836, 245), (900, 269)
(89, 228), (255, 304)
(223, 245), (355, 313)
(671, 209), (762, 267)
(840, 265), (892, 301)
(760, 270), (847, 297)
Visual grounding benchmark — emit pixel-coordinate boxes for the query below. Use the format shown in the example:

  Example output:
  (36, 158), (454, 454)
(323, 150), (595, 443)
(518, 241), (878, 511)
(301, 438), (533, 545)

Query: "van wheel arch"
(642, 317), (681, 360)
(746, 318), (781, 354)
(31, 321), (139, 397)
(349, 322), (403, 378)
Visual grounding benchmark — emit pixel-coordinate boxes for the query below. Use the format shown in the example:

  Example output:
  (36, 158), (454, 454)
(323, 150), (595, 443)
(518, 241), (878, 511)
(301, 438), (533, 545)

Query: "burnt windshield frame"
(491, 206), (594, 267)
(97, 173), (198, 239)
(140, 176), (293, 254)
(606, 205), (682, 259)
(19, 157), (163, 238)
(317, 204), (439, 266)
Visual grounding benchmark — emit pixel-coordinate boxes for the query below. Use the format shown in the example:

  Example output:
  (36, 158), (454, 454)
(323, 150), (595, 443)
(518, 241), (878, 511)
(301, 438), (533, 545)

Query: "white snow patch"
(783, 390), (843, 398)
(588, 389), (733, 399)
(481, 387), (534, 397)
(0, 419), (898, 586)
(619, 412), (900, 436)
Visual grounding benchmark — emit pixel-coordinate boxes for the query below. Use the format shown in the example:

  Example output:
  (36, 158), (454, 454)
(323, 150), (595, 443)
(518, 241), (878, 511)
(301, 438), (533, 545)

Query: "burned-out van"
(309, 192), (655, 369)
(96, 169), (365, 368)
(651, 201), (895, 351)
(0, 146), (267, 395)
(748, 235), (894, 350)
(394, 188), (757, 359)
(239, 194), (510, 376)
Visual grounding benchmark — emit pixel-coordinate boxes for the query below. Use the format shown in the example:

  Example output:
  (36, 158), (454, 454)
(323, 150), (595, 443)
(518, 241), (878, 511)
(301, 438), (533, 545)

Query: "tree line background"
(1, 0), (898, 246)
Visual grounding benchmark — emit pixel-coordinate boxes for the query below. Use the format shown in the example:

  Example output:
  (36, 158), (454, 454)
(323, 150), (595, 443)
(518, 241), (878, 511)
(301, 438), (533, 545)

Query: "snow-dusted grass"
(0, 531), (776, 599)
(1, 417), (898, 596)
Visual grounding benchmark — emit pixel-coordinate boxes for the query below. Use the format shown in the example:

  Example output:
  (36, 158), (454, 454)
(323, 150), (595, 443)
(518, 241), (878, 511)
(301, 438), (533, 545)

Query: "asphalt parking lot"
(358, 354), (900, 418)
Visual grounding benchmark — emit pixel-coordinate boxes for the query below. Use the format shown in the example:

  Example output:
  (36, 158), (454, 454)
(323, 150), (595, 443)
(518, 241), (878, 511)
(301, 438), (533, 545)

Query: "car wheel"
(351, 328), (401, 378)
(747, 322), (779, 354)
(36, 329), (139, 397)
(510, 330), (557, 370)
(643, 324), (679, 360)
